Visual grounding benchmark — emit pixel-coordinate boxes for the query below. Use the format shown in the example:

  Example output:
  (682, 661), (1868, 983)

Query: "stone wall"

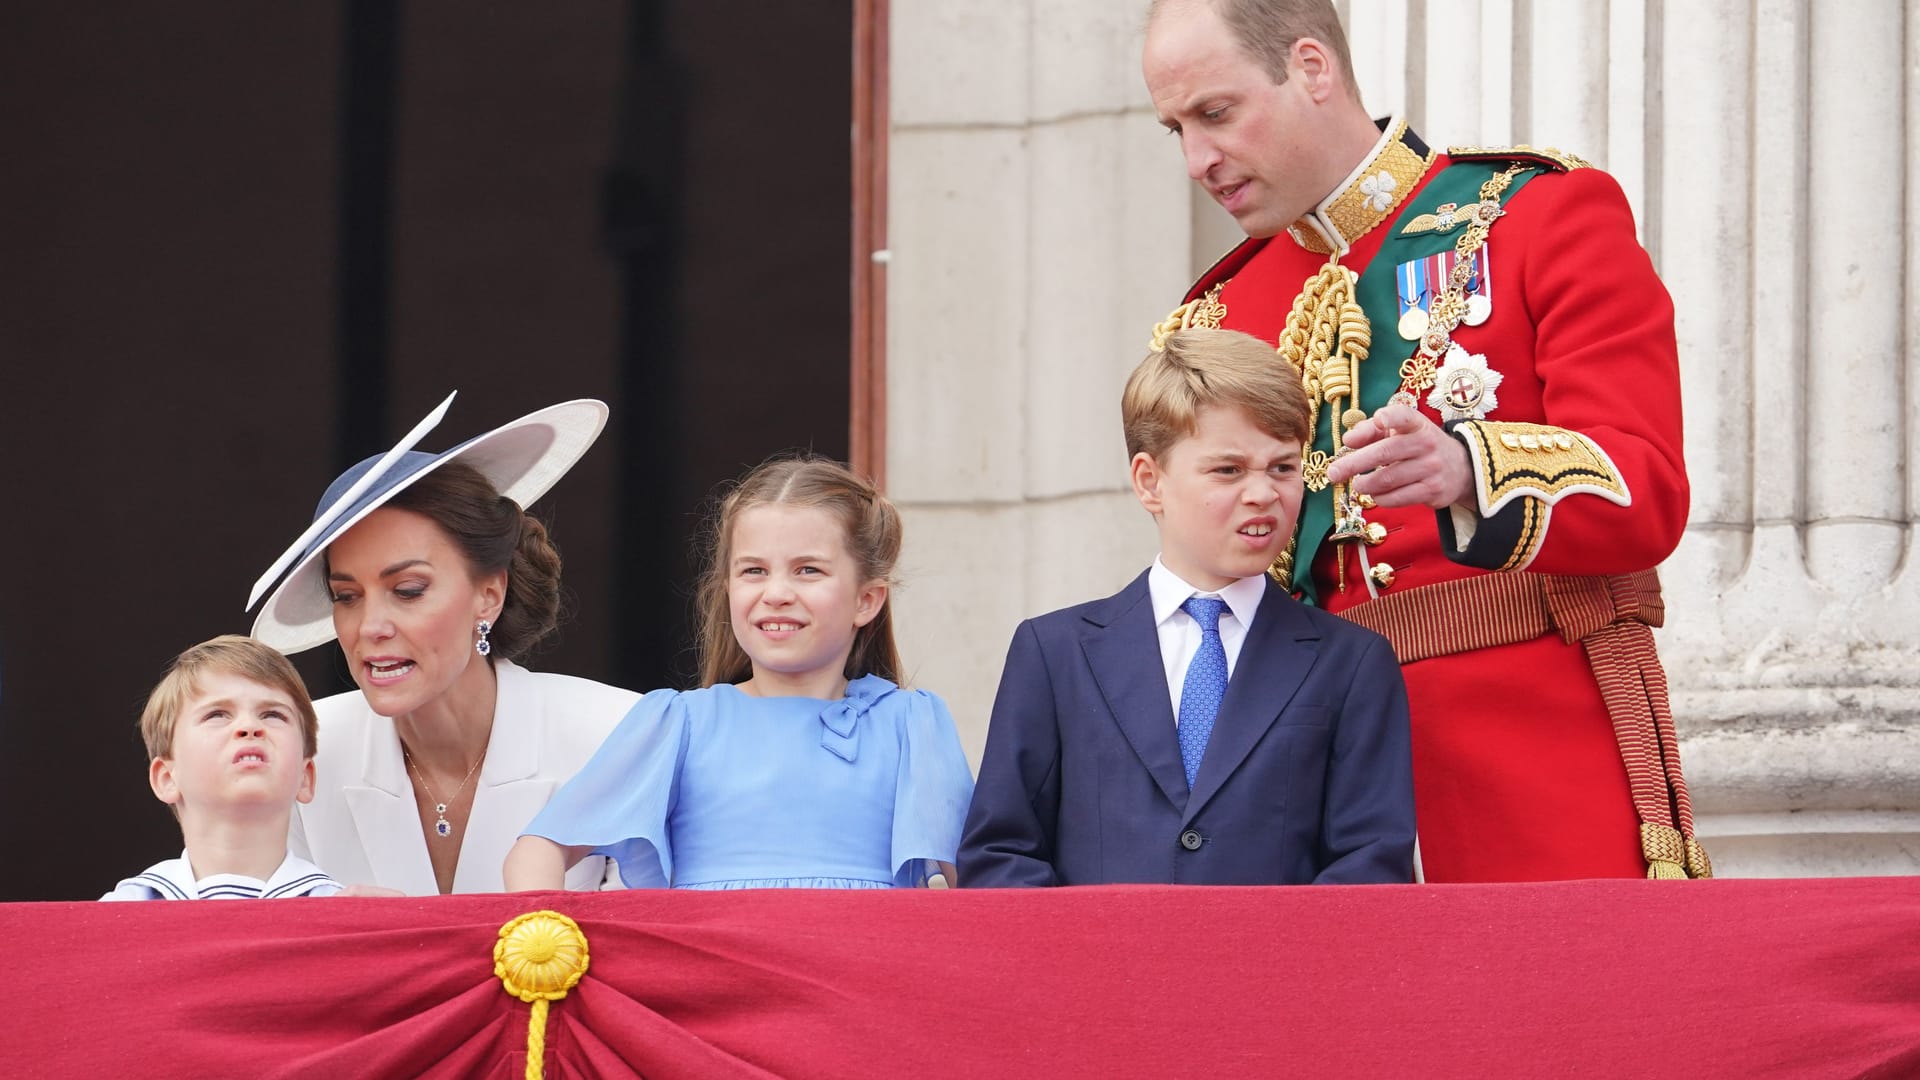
(887, 0), (1919, 876)
(885, 2), (1180, 757)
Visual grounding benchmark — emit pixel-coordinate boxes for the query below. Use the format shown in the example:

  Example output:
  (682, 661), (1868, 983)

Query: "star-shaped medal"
(1425, 343), (1504, 421)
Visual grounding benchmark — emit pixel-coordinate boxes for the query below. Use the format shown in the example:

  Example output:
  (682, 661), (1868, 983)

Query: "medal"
(1461, 246), (1493, 324)
(1425, 343), (1505, 422)
(1395, 256), (1434, 340)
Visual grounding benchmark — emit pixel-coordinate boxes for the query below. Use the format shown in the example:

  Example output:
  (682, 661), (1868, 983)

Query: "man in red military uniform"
(1142, 0), (1708, 881)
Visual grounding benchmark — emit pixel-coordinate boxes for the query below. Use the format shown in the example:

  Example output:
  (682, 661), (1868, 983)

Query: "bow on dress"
(818, 675), (892, 763)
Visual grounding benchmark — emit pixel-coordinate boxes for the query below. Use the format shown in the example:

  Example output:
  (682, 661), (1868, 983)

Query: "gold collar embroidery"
(1287, 117), (1436, 256)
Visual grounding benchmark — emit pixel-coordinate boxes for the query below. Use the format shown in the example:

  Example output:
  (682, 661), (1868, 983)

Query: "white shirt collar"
(121, 850), (341, 899)
(1148, 556), (1266, 632)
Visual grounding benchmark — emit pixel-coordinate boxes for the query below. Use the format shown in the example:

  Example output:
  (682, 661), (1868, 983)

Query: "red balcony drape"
(17, 877), (1920, 1078)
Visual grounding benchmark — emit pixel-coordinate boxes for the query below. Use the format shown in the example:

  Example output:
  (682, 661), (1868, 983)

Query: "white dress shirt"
(1147, 556), (1267, 726)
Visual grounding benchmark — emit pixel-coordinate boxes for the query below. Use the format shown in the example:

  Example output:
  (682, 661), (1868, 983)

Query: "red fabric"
(1193, 156), (1687, 882)
(18, 879), (1920, 1078)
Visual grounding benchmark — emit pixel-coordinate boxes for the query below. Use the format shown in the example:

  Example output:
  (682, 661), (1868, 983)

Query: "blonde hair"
(1123, 328), (1313, 460)
(140, 635), (319, 762)
(694, 456), (903, 688)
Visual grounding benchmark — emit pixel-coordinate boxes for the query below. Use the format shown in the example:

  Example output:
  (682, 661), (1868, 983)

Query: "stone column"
(886, 1), (1185, 759)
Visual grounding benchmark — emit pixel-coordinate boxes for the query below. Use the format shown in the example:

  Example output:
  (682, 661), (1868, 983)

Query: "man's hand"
(1325, 403), (1475, 510)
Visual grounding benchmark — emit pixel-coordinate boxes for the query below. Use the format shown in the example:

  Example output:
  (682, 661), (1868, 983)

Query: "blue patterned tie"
(1178, 596), (1229, 789)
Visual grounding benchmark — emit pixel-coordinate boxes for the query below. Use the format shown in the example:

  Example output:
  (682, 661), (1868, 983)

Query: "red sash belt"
(1339, 570), (1711, 879)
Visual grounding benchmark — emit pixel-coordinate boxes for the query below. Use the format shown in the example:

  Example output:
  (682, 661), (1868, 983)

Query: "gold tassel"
(1685, 837), (1714, 879)
(496, 910), (592, 1080)
(1640, 823), (1695, 880)
(1276, 257), (1373, 591)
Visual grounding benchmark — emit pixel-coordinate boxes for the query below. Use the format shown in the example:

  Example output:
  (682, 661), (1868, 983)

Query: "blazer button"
(1179, 829), (1203, 851)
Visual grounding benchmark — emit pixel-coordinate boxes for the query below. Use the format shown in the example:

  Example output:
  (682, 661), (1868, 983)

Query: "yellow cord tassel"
(1278, 258), (1369, 452)
(1276, 258), (1370, 589)
(1640, 823), (1699, 880)
(496, 910), (591, 1080)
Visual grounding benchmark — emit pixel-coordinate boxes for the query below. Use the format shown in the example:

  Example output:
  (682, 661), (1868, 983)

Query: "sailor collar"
(1287, 116), (1436, 257)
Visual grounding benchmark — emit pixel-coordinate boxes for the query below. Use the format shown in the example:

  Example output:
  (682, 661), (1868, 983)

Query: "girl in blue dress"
(504, 456), (974, 890)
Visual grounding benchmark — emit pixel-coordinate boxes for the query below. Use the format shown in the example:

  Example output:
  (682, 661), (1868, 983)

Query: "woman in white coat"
(248, 395), (638, 894)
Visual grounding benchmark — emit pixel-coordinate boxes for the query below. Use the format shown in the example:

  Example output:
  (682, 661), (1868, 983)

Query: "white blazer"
(290, 658), (640, 895)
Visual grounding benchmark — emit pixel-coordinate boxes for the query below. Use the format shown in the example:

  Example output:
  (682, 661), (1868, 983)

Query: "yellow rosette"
(496, 910), (591, 1080)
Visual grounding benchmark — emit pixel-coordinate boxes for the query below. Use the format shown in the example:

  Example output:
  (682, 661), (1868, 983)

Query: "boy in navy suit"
(960, 329), (1414, 886)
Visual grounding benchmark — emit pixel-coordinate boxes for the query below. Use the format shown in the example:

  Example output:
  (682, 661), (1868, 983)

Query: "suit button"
(1179, 829), (1203, 851)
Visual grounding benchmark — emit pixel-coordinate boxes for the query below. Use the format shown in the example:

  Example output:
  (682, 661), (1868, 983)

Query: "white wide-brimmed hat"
(247, 392), (610, 654)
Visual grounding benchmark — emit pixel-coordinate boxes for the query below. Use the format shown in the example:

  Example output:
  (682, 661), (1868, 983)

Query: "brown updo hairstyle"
(694, 455), (904, 688)
(382, 462), (565, 662)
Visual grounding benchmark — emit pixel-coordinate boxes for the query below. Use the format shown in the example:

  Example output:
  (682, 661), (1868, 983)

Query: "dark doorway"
(0, 2), (852, 901)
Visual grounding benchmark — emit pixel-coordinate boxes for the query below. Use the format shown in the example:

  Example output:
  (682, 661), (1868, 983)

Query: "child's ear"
(852, 581), (888, 628)
(149, 757), (182, 806)
(1130, 452), (1166, 515)
(295, 759), (317, 805)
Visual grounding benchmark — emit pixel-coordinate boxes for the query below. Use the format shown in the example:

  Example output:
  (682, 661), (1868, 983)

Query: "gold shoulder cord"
(1277, 258), (1371, 589)
(1148, 284), (1227, 350)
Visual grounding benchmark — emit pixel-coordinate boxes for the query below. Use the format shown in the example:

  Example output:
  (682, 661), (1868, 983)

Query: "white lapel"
(342, 707), (439, 896)
(453, 660), (559, 893)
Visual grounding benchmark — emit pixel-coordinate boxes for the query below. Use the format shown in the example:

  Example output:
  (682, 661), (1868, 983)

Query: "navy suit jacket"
(959, 570), (1414, 886)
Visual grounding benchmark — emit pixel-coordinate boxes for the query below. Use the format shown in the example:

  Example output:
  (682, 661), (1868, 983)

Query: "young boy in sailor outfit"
(102, 635), (342, 900)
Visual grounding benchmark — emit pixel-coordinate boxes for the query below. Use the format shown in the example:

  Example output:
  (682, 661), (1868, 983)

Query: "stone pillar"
(886, 1), (1184, 759)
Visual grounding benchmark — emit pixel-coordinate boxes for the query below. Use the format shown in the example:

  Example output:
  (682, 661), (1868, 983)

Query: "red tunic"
(1182, 135), (1688, 881)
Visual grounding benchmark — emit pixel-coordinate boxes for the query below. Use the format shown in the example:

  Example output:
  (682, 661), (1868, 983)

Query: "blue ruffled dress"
(522, 675), (975, 889)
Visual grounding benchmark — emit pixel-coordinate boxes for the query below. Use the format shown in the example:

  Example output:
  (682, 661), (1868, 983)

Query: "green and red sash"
(1288, 161), (1540, 604)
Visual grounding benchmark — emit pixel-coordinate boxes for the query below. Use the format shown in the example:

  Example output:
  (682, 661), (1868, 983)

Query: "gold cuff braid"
(1454, 421), (1632, 514)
